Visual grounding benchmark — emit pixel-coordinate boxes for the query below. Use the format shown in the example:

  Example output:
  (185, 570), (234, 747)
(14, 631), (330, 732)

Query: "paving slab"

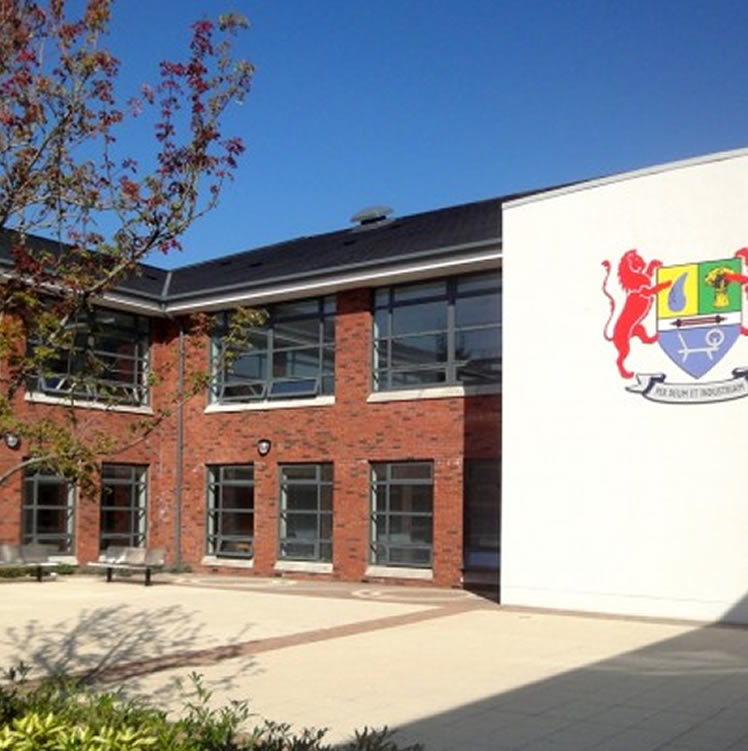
(2, 575), (748, 750)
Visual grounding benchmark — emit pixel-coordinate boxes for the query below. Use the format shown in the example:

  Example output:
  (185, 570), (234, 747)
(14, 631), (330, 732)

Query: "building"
(0, 199), (504, 590)
(4, 145), (747, 626)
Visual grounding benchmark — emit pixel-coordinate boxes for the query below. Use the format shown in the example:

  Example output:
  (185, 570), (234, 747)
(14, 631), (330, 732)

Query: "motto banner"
(626, 368), (748, 404)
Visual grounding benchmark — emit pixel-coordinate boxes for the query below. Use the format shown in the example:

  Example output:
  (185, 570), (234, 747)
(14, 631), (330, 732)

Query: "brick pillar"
(433, 456), (464, 586)
(253, 457), (277, 574)
(333, 457), (369, 579)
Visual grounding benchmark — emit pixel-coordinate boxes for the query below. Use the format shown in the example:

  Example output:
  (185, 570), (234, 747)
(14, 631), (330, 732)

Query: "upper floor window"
(29, 307), (150, 406)
(373, 272), (501, 391)
(211, 296), (335, 403)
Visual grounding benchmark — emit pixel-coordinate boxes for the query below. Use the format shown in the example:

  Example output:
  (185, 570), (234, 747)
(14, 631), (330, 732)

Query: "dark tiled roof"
(166, 194), (512, 298)
(0, 230), (169, 299)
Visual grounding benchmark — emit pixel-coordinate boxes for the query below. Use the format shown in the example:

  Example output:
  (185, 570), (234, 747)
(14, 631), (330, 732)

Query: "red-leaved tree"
(0, 0), (255, 490)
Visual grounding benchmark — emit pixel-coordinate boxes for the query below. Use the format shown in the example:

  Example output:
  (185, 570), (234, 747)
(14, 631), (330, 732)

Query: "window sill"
(25, 393), (153, 414)
(201, 556), (254, 569)
(205, 396), (335, 413)
(367, 384), (500, 403)
(365, 565), (433, 581)
(274, 560), (332, 574)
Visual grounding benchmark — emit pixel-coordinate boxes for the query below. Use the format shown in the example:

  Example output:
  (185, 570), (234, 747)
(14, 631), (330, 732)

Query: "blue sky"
(101, 0), (748, 268)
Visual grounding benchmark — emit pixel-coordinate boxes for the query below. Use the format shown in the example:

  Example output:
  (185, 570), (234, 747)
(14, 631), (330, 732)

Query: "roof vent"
(350, 205), (393, 228)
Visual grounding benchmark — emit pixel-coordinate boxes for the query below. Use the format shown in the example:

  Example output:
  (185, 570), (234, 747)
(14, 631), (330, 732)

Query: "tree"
(0, 0), (255, 493)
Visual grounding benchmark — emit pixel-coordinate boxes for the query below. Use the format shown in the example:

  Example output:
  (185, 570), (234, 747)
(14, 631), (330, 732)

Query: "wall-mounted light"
(4, 432), (21, 450)
(256, 438), (272, 457)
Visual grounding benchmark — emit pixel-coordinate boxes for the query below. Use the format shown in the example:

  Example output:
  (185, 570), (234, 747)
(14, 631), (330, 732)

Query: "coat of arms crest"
(602, 248), (748, 404)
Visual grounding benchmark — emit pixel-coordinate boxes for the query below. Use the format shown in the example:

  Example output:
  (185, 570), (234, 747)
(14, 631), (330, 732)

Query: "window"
(100, 464), (147, 551)
(373, 272), (501, 390)
(370, 462), (433, 568)
(206, 465), (255, 558)
(29, 307), (150, 406)
(463, 459), (500, 570)
(22, 469), (74, 553)
(211, 296), (335, 403)
(278, 464), (333, 562)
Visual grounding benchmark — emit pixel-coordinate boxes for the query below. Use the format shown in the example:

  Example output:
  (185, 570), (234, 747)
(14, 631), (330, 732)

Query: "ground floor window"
(278, 464), (333, 562)
(370, 461), (433, 568)
(22, 469), (74, 553)
(463, 459), (501, 570)
(100, 464), (147, 551)
(207, 465), (255, 558)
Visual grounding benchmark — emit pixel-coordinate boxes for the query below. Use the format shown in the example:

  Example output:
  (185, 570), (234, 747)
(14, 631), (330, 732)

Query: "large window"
(373, 272), (501, 391)
(463, 459), (500, 570)
(22, 469), (74, 553)
(278, 464), (333, 562)
(29, 307), (150, 406)
(211, 296), (335, 403)
(206, 465), (255, 558)
(100, 464), (147, 551)
(370, 462), (433, 568)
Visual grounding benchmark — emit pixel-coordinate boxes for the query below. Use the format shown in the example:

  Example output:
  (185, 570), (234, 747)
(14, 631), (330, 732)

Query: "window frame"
(206, 464), (255, 559)
(22, 468), (75, 553)
(211, 296), (335, 404)
(29, 307), (151, 407)
(463, 458), (501, 571)
(278, 463), (333, 563)
(372, 272), (501, 391)
(99, 464), (148, 552)
(370, 461), (434, 568)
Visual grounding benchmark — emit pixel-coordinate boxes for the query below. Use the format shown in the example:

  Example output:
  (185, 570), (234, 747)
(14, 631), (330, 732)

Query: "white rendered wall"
(502, 150), (748, 624)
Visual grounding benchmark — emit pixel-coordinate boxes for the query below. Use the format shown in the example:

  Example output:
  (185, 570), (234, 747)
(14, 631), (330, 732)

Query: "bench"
(88, 546), (166, 586)
(0, 543), (60, 582)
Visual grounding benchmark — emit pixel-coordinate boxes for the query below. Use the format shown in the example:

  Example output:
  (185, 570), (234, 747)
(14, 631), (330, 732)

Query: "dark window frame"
(372, 272), (501, 391)
(29, 307), (150, 406)
(278, 463), (333, 563)
(100, 464), (148, 552)
(22, 469), (75, 553)
(206, 465), (255, 559)
(463, 458), (501, 571)
(211, 296), (335, 403)
(370, 461), (434, 568)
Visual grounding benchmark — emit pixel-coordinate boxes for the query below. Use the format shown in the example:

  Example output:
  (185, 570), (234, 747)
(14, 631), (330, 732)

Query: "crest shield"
(656, 259), (742, 379)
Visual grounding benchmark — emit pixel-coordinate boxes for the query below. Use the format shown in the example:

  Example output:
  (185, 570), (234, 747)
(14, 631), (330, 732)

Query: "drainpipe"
(175, 318), (185, 568)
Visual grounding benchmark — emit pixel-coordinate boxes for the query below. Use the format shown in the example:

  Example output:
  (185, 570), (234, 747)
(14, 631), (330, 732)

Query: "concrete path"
(1, 574), (747, 750)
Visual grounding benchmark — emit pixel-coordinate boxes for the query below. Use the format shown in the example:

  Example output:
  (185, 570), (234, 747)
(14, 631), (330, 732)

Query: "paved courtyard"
(1, 574), (748, 750)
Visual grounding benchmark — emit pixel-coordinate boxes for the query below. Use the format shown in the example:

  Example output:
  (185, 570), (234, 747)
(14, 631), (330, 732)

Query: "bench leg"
(36, 565), (42, 583)
(145, 567), (152, 586)
(106, 567), (113, 583)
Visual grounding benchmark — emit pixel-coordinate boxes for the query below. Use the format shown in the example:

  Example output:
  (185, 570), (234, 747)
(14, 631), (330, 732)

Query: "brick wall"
(0, 288), (500, 587)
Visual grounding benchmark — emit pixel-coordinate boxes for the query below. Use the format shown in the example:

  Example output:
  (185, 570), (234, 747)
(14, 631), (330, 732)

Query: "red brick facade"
(0, 286), (500, 587)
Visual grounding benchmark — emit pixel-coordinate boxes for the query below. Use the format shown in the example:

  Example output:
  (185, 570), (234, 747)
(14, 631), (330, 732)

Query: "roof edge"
(503, 146), (748, 209)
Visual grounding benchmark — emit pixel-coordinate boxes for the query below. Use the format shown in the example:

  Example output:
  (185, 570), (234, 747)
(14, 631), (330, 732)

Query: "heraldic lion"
(602, 249), (671, 379)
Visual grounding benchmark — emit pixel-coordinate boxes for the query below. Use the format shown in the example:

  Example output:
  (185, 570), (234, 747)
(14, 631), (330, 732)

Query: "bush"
(0, 667), (424, 751)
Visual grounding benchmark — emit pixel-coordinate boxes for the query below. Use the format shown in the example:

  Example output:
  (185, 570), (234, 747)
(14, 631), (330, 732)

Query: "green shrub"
(0, 668), (424, 751)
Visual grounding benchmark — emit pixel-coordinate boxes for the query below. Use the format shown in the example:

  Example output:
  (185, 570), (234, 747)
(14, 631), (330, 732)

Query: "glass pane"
(371, 514), (388, 541)
(101, 510), (132, 536)
(457, 273), (501, 295)
(35, 482), (70, 507)
(282, 465), (318, 481)
(390, 369), (446, 387)
(392, 301), (447, 335)
(284, 486), (318, 511)
(320, 374), (335, 395)
(323, 317), (335, 343)
(374, 288), (389, 308)
(320, 464), (333, 483)
(374, 309), (388, 339)
(455, 292), (501, 327)
(319, 542), (332, 562)
(389, 547), (431, 566)
(275, 299), (320, 319)
(273, 319), (320, 349)
(221, 486), (254, 511)
(218, 511), (254, 537)
(456, 327), (501, 364)
(230, 352), (267, 380)
(217, 538), (253, 556)
(269, 379), (317, 397)
(319, 513), (332, 540)
(221, 465), (254, 483)
(391, 462), (432, 480)
(390, 484), (432, 513)
(272, 348), (320, 378)
(281, 541), (316, 559)
(393, 280), (446, 303)
(391, 334), (447, 367)
(371, 464), (388, 484)
(284, 513), (318, 540)
(36, 508), (69, 535)
(102, 485), (133, 509)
